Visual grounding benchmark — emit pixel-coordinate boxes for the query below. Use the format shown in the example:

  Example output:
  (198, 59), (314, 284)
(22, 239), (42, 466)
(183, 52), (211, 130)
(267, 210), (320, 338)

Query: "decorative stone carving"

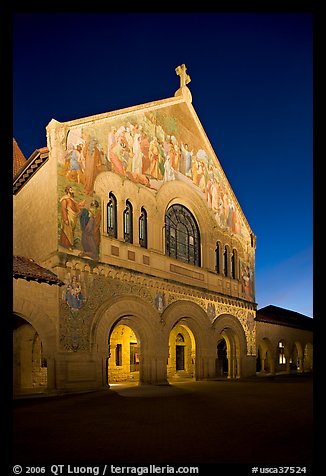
(58, 259), (256, 354)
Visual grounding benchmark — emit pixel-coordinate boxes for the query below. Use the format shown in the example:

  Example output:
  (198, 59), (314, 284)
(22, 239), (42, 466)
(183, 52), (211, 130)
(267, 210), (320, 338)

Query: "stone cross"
(175, 64), (191, 88)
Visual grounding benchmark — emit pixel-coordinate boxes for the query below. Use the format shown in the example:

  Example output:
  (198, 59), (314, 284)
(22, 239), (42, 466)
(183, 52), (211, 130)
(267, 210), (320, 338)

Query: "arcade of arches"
(13, 315), (48, 394)
(13, 294), (313, 396)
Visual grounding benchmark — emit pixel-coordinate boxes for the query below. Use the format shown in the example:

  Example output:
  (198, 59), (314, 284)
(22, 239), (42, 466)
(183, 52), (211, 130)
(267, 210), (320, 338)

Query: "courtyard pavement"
(11, 374), (315, 473)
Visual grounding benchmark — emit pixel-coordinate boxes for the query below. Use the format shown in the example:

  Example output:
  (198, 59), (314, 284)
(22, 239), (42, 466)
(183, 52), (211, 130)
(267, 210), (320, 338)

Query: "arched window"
(215, 242), (220, 273)
(231, 248), (236, 279)
(139, 207), (147, 248)
(223, 246), (228, 277)
(176, 333), (185, 343)
(165, 204), (200, 266)
(107, 192), (117, 238)
(278, 341), (286, 365)
(123, 200), (133, 243)
(115, 344), (122, 366)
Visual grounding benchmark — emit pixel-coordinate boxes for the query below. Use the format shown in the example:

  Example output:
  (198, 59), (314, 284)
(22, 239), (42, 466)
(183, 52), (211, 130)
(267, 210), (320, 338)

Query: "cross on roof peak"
(175, 64), (191, 88)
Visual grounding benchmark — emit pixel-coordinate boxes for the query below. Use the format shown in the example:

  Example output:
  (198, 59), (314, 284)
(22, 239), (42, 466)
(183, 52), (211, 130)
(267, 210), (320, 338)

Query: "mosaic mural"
(57, 101), (255, 299)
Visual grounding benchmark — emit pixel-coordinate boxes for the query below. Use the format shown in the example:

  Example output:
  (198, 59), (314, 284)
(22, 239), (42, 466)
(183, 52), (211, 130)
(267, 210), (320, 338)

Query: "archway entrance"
(216, 337), (228, 377)
(290, 343), (301, 372)
(108, 323), (140, 383)
(167, 323), (196, 382)
(256, 338), (275, 375)
(13, 315), (48, 395)
(213, 315), (247, 379)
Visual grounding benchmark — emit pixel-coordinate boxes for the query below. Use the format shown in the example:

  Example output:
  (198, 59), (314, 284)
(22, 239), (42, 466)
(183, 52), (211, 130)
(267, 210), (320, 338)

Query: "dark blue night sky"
(13, 11), (314, 317)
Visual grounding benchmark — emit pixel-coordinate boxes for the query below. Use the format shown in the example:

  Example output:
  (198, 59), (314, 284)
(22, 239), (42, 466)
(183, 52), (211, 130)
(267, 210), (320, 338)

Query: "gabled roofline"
(59, 94), (185, 129)
(49, 87), (255, 240)
(13, 147), (49, 195)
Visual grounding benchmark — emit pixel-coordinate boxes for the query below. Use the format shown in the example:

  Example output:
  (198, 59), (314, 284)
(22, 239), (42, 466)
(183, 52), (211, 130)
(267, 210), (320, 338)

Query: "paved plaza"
(12, 375), (314, 471)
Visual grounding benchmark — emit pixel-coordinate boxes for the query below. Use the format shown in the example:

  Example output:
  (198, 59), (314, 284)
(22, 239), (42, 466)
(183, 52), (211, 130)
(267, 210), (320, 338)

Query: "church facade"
(13, 65), (313, 396)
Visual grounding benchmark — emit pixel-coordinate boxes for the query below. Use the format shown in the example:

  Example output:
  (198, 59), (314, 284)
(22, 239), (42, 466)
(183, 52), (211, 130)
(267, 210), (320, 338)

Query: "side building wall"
(255, 320), (313, 375)
(13, 154), (58, 262)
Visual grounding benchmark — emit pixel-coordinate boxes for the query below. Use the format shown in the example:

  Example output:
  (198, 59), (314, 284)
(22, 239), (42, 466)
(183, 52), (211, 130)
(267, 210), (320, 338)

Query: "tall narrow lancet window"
(215, 242), (220, 273)
(165, 204), (200, 266)
(139, 207), (147, 248)
(223, 246), (228, 277)
(116, 344), (122, 366)
(123, 200), (133, 243)
(278, 341), (286, 364)
(107, 192), (117, 238)
(231, 249), (236, 279)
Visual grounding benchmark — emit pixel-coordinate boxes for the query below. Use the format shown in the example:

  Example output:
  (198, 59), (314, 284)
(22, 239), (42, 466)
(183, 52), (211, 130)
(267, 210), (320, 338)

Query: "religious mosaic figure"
(154, 292), (166, 312)
(63, 275), (86, 311)
(207, 302), (216, 321)
(79, 199), (101, 260)
(59, 186), (86, 250)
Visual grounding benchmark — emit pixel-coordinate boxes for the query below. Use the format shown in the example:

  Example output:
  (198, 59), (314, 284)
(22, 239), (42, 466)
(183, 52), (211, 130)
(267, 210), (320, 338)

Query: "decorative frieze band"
(57, 258), (256, 355)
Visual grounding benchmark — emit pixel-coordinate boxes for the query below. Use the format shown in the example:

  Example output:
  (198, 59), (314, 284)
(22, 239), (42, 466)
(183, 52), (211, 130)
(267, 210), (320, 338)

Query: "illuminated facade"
(13, 65), (313, 396)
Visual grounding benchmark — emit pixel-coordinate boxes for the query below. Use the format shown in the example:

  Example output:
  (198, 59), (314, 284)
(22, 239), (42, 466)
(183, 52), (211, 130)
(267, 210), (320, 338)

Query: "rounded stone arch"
(161, 300), (215, 380)
(156, 180), (224, 271)
(91, 294), (166, 385)
(275, 338), (290, 372)
(13, 296), (57, 355)
(13, 296), (57, 395)
(257, 337), (275, 374)
(289, 340), (304, 372)
(212, 313), (247, 352)
(162, 300), (212, 339)
(91, 294), (161, 353)
(123, 177), (157, 211)
(156, 180), (215, 239)
(212, 313), (248, 378)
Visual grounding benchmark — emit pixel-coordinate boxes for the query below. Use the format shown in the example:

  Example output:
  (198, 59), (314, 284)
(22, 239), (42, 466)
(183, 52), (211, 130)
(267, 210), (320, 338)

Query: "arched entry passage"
(213, 314), (247, 379)
(13, 314), (48, 394)
(92, 295), (167, 386)
(162, 300), (216, 382)
(108, 322), (140, 383)
(256, 338), (275, 374)
(167, 323), (196, 382)
(216, 337), (228, 377)
(290, 342), (303, 372)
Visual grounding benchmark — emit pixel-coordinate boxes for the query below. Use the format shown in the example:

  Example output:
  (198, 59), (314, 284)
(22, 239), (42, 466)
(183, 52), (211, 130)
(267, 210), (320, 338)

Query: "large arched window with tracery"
(165, 204), (201, 266)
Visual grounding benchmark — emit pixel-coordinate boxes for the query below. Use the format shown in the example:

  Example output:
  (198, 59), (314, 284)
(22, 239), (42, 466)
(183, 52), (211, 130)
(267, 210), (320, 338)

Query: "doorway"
(216, 338), (228, 377)
(130, 342), (139, 372)
(167, 324), (196, 382)
(13, 315), (48, 394)
(108, 324), (140, 383)
(176, 345), (185, 371)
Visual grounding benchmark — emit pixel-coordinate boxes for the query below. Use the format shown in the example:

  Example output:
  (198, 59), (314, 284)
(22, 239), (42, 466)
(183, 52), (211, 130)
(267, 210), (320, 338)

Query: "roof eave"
(13, 148), (49, 195)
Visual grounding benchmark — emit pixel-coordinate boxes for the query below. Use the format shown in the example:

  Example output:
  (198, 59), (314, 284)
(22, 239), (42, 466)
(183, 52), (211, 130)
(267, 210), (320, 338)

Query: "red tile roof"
(256, 304), (313, 330)
(13, 138), (27, 177)
(13, 256), (64, 286)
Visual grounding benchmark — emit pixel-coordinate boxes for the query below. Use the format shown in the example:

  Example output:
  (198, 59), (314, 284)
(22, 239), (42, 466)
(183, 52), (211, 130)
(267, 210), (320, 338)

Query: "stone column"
(227, 348), (232, 379)
(139, 350), (168, 385)
(236, 354), (241, 378)
(46, 356), (57, 393)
